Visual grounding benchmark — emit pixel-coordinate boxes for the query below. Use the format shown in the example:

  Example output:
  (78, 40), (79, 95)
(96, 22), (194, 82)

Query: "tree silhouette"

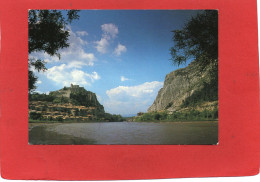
(28, 10), (80, 92)
(170, 10), (218, 72)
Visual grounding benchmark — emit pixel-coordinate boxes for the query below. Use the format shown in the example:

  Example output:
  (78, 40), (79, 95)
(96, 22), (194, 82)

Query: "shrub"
(29, 112), (42, 120)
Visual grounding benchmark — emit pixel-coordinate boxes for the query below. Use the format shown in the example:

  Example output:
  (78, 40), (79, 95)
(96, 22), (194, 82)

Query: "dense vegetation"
(135, 109), (218, 122)
(29, 112), (124, 123)
(170, 10), (218, 69)
(29, 92), (55, 102)
(69, 89), (103, 109)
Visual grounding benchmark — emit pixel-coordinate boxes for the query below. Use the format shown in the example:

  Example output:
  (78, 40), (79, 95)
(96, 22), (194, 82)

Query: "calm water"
(29, 121), (218, 145)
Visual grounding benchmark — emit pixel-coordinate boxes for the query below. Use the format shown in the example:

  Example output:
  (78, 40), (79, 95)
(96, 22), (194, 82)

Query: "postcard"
(28, 10), (218, 145)
(0, 0), (259, 180)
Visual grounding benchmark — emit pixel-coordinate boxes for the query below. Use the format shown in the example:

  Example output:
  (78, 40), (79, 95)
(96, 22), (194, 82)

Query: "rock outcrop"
(29, 84), (106, 121)
(50, 84), (104, 112)
(148, 60), (218, 112)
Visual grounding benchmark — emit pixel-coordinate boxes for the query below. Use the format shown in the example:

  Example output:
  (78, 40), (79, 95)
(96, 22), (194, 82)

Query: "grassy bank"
(134, 109), (218, 122)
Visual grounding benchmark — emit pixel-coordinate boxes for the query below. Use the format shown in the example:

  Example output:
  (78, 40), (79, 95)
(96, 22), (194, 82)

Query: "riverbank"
(29, 119), (123, 123)
(129, 119), (218, 123)
(132, 110), (218, 122)
(29, 119), (217, 124)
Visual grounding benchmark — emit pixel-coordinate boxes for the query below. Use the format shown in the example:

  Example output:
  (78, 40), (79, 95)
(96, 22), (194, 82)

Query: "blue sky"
(30, 10), (201, 116)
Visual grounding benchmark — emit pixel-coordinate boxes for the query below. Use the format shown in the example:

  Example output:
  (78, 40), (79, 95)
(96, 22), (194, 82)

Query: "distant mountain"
(122, 114), (137, 117)
(29, 84), (123, 122)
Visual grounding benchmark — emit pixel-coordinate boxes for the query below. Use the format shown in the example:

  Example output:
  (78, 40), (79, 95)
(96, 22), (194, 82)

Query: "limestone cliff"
(148, 60), (218, 112)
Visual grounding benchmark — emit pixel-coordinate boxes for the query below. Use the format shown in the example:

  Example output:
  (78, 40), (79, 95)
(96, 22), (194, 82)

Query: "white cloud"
(114, 43), (127, 56)
(66, 60), (92, 69)
(45, 64), (100, 87)
(104, 81), (163, 115)
(101, 23), (119, 39)
(76, 31), (88, 36)
(120, 76), (130, 82)
(29, 28), (95, 66)
(95, 37), (109, 54)
(86, 71), (100, 82)
(95, 23), (120, 54)
(106, 81), (163, 98)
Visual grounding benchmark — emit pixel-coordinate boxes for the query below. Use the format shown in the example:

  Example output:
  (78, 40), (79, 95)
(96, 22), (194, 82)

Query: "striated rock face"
(148, 60), (218, 112)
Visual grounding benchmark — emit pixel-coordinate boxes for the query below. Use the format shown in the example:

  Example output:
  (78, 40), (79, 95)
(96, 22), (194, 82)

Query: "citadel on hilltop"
(50, 84), (83, 98)
(29, 84), (123, 122)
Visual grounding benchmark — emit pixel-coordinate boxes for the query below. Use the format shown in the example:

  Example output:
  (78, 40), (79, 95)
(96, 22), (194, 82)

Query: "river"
(29, 121), (218, 145)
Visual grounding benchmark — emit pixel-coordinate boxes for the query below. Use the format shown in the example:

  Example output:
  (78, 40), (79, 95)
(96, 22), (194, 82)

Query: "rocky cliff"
(148, 60), (218, 113)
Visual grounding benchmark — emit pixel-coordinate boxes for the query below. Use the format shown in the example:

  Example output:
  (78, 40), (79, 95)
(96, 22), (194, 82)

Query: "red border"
(0, 0), (260, 180)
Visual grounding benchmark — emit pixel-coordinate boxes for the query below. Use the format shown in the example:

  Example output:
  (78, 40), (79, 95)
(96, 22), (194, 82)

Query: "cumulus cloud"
(104, 81), (163, 115)
(29, 28), (95, 66)
(45, 64), (100, 87)
(95, 23), (124, 55)
(120, 76), (130, 82)
(101, 23), (119, 39)
(114, 43), (127, 56)
(95, 37), (109, 54)
(76, 31), (88, 36)
(66, 60), (92, 69)
(106, 81), (163, 98)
